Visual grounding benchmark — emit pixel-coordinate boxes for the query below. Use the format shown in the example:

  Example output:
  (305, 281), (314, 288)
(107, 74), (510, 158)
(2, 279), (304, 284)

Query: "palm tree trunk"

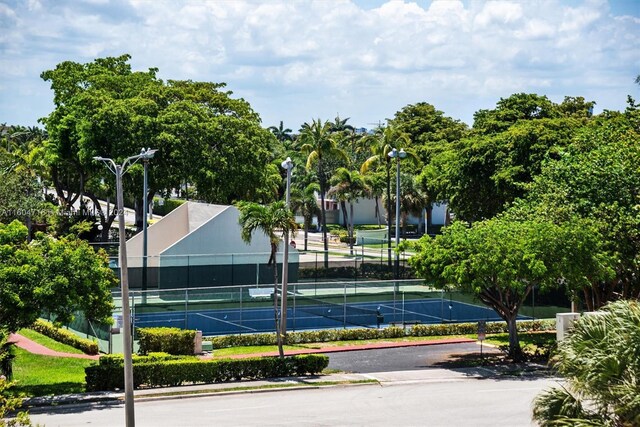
(319, 170), (329, 269)
(270, 243), (284, 358)
(386, 163), (392, 267)
(349, 201), (354, 256)
(340, 200), (348, 228)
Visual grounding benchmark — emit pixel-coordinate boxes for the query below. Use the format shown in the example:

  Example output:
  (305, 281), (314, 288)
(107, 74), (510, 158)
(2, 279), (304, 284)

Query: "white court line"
(194, 312), (257, 331)
(377, 304), (442, 321)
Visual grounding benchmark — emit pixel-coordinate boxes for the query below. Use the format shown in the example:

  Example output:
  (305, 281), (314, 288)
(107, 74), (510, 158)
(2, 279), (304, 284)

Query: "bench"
(389, 320), (422, 329)
(249, 288), (272, 298)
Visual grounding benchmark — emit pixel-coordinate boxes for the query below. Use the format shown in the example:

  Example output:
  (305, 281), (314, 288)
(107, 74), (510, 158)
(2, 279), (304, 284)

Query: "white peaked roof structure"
(126, 202), (298, 288)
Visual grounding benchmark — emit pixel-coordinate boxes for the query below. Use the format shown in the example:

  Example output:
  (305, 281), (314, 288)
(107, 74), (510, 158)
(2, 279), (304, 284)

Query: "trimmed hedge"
(137, 327), (196, 355)
(209, 319), (556, 348)
(30, 319), (99, 355)
(298, 263), (415, 280)
(152, 198), (186, 217)
(85, 354), (329, 391)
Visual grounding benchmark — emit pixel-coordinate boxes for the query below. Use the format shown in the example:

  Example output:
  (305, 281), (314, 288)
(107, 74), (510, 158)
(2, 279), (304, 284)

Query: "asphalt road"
(29, 369), (556, 427)
(327, 342), (502, 373)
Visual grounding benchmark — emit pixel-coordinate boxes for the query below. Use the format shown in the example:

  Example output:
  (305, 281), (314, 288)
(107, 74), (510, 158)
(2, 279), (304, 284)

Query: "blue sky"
(1, 0), (638, 130)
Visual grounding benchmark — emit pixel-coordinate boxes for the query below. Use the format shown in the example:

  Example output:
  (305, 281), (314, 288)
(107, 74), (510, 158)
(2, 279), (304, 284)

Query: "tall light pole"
(280, 157), (293, 338)
(388, 148), (406, 280)
(94, 152), (151, 427)
(141, 148), (157, 304)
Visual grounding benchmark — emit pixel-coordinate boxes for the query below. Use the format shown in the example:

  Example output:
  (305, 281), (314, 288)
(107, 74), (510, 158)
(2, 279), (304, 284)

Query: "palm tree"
(533, 299), (640, 426)
(329, 114), (355, 133)
(268, 121), (293, 143)
(362, 171), (385, 227)
(290, 182), (321, 251)
(298, 119), (348, 268)
(236, 201), (297, 358)
(327, 168), (370, 255)
(383, 173), (428, 237)
(360, 125), (411, 265)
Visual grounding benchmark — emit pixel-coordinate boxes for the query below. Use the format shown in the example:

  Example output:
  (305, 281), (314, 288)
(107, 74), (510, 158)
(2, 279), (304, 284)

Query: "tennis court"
(132, 296), (525, 336)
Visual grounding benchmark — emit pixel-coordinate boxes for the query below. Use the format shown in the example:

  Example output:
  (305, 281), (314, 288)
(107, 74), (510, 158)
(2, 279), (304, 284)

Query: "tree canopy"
(0, 220), (116, 334)
(408, 217), (613, 359)
(40, 54), (276, 235)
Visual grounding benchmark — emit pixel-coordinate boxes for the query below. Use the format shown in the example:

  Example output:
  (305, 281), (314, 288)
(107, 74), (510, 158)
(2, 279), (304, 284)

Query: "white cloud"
(0, 0), (638, 129)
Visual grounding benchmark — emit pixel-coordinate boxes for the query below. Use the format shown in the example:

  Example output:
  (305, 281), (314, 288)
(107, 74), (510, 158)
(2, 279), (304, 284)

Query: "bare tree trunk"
(506, 314), (522, 361)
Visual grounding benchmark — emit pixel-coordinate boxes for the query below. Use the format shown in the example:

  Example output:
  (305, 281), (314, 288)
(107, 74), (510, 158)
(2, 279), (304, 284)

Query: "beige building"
(126, 202), (299, 289)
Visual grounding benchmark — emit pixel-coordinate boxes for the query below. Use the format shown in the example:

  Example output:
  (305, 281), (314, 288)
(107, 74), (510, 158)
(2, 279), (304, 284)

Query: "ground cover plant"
(9, 347), (93, 397)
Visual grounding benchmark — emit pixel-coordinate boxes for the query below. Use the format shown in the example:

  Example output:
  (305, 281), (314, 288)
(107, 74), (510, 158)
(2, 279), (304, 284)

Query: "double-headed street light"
(93, 151), (155, 427)
(140, 148), (157, 303)
(280, 157), (293, 337)
(388, 148), (406, 280)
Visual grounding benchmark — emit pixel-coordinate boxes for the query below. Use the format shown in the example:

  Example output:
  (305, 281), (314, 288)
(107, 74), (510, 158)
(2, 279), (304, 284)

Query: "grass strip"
(9, 347), (93, 397)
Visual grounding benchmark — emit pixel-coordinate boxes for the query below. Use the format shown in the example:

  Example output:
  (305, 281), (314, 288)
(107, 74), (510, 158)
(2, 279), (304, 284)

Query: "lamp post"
(280, 157), (293, 338)
(388, 148), (406, 280)
(140, 148), (157, 304)
(94, 152), (152, 427)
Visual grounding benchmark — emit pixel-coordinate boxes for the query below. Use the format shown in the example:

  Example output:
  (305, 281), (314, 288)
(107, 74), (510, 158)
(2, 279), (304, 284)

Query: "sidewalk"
(8, 333), (100, 360)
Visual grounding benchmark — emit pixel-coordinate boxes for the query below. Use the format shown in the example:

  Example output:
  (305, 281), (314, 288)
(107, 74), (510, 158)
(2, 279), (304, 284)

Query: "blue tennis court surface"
(133, 298), (529, 336)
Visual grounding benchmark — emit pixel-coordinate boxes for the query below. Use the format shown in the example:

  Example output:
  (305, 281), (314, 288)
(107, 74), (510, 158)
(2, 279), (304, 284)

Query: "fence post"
(239, 286), (243, 334)
(292, 283), (296, 332)
(184, 288), (189, 329)
(343, 281), (347, 329)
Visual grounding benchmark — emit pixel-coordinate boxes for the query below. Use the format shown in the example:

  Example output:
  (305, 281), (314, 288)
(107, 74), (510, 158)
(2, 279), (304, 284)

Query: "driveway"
(328, 341), (503, 373)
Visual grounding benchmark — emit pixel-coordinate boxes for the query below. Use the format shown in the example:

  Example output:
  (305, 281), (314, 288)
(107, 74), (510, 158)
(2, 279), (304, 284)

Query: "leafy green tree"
(408, 217), (612, 360)
(390, 102), (467, 169)
(41, 54), (275, 238)
(533, 299), (640, 426)
(0, 220), (116, 334)
(518, 110), (640, 310)
(299, 119), (348, 267)
(472, 93), (559, 135)
(236, 201), (297, 358)
(423, 94), (592, 222)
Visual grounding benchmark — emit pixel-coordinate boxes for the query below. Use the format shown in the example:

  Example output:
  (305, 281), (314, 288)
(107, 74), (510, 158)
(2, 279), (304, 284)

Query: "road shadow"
(433, 351), (554, 382)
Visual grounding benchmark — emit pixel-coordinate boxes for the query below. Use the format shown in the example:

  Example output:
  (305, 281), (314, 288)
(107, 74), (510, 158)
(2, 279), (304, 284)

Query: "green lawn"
(9, 347), (93, 397)
(17, 328), (85, 354)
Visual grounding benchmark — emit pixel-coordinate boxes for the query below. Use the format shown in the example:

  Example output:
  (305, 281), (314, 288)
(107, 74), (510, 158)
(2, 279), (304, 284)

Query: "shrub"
(30, 319), (99, 355)
(152, 198), (186, 217)
(85, 354), (329, 391)
(208, 319), (555, 348)
(137, 327), (196, 355)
